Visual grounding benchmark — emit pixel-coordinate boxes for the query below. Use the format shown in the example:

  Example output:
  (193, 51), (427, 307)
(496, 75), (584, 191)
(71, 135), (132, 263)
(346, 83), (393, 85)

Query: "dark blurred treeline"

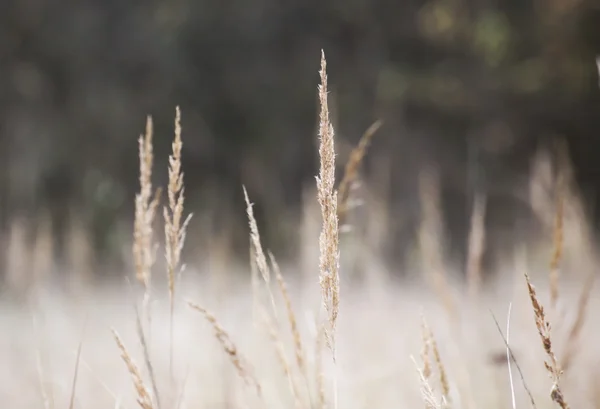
(1, 0), (600, 269)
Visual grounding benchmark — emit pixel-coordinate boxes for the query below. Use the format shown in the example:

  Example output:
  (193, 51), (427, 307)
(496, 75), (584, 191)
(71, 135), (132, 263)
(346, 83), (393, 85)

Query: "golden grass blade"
(187, 301), (263, 399)
(337, 119), (383, 227)
(134, 306), (161, 409)
(243, 186), (280, 321)
(525, 273), (570, 409)
(316, 49), (340, 357)
(163, 105), (192, 384)
(421, 316), (450, 403)
(316, 48), (341, 409)
(259, 306), (303, 409)
(112, 329), (155, 409)
(411, 355), (448, 409)
(269, 252), (306, 376)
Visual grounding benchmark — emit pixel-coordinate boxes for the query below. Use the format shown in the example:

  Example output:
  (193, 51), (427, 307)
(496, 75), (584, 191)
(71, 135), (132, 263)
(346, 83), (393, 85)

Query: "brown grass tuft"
(421, 316), (450, 403)
(412, 355), (449, 409)
(259, 306), (303, 408)
(337, 119), (383, 228)
(420, 316), (432, 381)
(133, 116), (162, 305)
(112, 329), (155, 409)
(316, 50), (340, 358)
(269, 252), (306, 376)
(524, 272), (570, 409)
(187, 301), (263, 399)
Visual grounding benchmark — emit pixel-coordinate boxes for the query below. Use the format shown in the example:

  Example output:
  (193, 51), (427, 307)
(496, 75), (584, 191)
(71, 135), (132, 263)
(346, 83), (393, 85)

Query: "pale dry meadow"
(1, 52), (599, 409)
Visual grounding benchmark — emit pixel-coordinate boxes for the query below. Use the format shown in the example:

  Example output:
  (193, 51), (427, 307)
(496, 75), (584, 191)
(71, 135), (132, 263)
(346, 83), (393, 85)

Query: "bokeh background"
(1, 0), (600, 283)
(3, 3), (600, 409)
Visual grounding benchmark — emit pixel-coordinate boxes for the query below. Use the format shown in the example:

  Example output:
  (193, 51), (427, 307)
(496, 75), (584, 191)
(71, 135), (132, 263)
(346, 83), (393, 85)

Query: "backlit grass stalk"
(188, 301), (263, 399)
(337, 119), (383, 228)
(164, 106), (192, 381)
(243, 186), (278, 319)
(112, 329), (155, 409)
(316, 49), (341, 409)
(525, 273), (570, 409)
(259, 307), (303, 409)
(412, 355), (448, 409)
(133, 116), (161, 324)
(269, 253), (306, 378)
(316, 50), (340, 356)
(243, 186), (309, 406)
(421, 316), (450, 404)
(269, 251), (312, 404)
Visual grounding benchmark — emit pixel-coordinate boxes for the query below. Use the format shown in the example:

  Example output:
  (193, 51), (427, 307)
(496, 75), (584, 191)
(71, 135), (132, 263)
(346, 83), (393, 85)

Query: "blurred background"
(1, 0), (600, 286)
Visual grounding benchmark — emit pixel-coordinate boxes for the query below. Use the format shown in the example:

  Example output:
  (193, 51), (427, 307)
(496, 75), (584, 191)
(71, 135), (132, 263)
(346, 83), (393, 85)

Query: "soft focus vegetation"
(1, 0), (600, 271)
(0, 52), (598, 409)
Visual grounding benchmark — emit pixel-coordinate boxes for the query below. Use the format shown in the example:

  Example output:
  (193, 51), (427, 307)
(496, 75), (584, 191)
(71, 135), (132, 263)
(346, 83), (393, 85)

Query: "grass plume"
(163, 106), (192, 381)
(316, 49), (341, 409)
(337, 119), (383, 228)
(188, 301), (263, 399)
(112, 329), (155, 409)
(524, 272), (570, 409)
(316, 50), (340, 358)
(133, 116), (162, 317)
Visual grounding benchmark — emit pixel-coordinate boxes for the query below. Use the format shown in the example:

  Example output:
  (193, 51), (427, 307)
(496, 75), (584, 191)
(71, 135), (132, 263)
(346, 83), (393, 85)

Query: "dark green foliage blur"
(1, 0), (599, 267)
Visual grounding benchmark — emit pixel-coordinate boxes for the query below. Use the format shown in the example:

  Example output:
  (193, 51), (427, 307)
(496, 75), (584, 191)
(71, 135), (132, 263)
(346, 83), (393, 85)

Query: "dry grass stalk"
(269, 252), (306, 376)
(269, 251), (313, 405)
(134, 306), (161, 409)
(561, 269), (595, 371)
(412, 355), (449, 409)
(490, 310), (537, 409)
(421, 317), (450, 402)
(188, 301), (263, 398)
(133, 116), (162, 305)
(420, 314), (432, 380)
(112, 329), (155, 409)
(163, 106), (192, 380)
(250, 237), (261, 323)
(315, 322), (327, 409)
(243, 186), (279, 318)
(259, 307), (303, 409)
(243, 185), (308, 406)
(337, 119), (383, 227)
(524, 273), (570, 409)
(505, 304), (516, 409)
(466, 193), (486, 300)
(243, 186), (270, 283)
(316, 50), (340, 358)
(316, 50), (341, 409)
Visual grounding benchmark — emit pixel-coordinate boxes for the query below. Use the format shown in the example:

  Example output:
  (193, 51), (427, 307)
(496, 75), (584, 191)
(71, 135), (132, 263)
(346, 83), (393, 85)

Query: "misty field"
(0, 52), (598, 409)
